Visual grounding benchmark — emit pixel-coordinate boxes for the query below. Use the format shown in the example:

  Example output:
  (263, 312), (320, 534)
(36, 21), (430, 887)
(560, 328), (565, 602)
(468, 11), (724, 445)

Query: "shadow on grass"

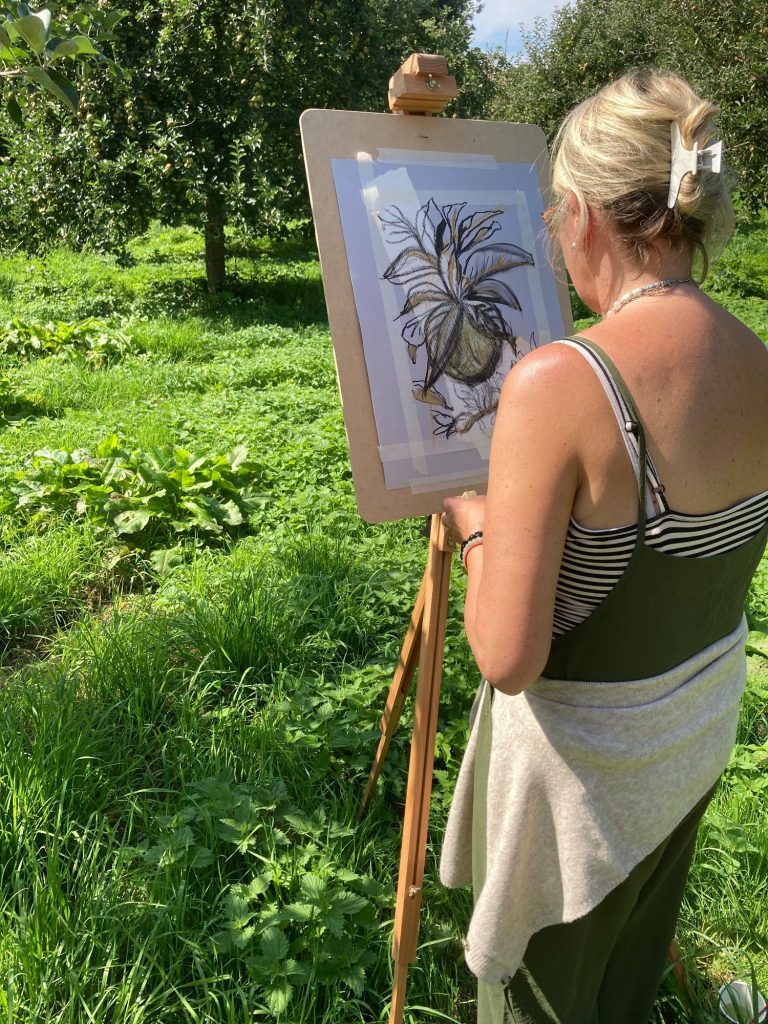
(1, 395), (49, 425)
(136, 272), (327, 329)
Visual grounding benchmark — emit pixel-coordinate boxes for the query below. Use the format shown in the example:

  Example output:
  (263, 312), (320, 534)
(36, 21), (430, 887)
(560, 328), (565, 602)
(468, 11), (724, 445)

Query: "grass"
(0, 217), (765, 1022)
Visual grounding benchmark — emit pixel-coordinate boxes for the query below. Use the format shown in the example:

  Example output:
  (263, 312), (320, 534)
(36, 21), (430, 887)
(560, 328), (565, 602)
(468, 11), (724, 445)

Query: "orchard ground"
(0, 218), (766, 1023)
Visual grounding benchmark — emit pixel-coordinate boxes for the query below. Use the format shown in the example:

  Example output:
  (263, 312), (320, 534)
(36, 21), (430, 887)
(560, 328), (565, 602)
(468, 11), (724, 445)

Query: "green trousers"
(477, 783), (717, 1024)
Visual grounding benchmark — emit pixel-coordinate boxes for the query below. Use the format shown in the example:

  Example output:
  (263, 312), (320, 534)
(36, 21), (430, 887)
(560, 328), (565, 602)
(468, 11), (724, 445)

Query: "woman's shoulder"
(502, 339), (610, 420)
(506, 337), (602, 389)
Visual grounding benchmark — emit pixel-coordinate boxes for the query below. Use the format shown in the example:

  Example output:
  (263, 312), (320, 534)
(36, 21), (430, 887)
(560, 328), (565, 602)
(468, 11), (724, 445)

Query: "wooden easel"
(357, 55), (460, 1024)
(361, 512), (454, 1024)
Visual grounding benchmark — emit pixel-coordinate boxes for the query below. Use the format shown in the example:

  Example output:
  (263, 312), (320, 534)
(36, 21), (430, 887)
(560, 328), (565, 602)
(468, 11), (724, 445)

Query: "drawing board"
(300, 110), (573, 522)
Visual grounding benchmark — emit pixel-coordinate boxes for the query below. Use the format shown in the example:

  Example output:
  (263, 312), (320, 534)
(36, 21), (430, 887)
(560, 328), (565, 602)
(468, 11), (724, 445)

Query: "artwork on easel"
(332, 153), (565, 495)
(378, 198), (535, 438)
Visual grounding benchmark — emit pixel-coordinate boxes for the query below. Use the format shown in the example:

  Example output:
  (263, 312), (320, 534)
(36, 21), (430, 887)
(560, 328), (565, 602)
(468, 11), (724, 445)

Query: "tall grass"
(0, 219), (765, 1021)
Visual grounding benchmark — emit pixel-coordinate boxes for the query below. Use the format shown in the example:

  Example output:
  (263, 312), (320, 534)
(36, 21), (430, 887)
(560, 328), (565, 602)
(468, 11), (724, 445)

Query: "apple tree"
(0, 0), (482, 291)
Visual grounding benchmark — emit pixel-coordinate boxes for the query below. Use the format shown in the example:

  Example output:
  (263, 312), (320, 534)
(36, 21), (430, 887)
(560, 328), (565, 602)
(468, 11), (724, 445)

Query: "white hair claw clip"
(667, 122), (723, 208)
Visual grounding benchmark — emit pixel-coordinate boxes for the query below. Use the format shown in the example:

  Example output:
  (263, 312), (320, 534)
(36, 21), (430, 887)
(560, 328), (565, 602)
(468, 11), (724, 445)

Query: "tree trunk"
(204, 192), (226, 294)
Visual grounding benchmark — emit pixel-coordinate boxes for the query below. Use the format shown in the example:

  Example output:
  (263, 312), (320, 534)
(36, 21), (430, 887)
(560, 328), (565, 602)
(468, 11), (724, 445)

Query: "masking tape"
(376, 148), (497, 170)
(356, 155), (429, 478)
(409, 468), (489, 495)
(377, 436), (489, 463)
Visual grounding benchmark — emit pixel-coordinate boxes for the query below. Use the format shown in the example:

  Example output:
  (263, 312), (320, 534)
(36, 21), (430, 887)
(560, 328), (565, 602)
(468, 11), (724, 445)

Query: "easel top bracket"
(388, 52), (458, 116)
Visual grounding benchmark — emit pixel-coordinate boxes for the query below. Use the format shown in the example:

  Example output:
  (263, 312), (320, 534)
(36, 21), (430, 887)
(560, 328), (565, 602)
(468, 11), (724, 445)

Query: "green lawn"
(0, 219), (765, 1023)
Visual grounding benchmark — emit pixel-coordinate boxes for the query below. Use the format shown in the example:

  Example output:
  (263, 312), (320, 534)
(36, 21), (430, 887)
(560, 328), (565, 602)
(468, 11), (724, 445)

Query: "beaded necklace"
(605, 277), (698, 318)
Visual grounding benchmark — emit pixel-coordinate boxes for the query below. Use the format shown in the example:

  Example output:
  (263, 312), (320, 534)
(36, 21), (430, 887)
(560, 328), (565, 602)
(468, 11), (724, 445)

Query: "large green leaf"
(49, 35), (98, 61)
(179, 497), (221, 530)
(229, 443), (249, 471)
(148, 546), (185, 574)
(23, 65), (77, 111)
(331, 891), (369, 916)
(259, 926), (289, 962)
(218, 499), (243, 526)
(100, 10), (127, 35)
(300, 873), (327, 902)
(266, 980), (292, 1014)
(13, 11), (50, 54)
(114, 508), (151, 534)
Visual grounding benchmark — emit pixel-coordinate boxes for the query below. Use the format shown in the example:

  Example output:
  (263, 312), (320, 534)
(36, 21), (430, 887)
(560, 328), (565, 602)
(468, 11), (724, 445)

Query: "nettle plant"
(0, 317), (139, 366)
(141, 777), (386, 1014)
(0, 434), (263, 569)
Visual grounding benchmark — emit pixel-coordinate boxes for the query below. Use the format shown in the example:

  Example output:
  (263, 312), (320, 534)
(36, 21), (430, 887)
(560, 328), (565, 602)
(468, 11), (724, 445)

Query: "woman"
(439, 69), (768, 1024)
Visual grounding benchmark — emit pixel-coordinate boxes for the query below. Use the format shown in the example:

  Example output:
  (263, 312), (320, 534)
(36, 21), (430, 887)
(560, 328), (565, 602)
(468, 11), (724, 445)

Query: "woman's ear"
(562, 191), (580, 220)
(584, 203), (605, 248)
(560, 191), (585, 249)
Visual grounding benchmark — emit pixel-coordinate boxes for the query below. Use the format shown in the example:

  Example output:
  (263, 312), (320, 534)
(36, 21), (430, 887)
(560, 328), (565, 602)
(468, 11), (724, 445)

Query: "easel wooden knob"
(388, 52), (458, 116)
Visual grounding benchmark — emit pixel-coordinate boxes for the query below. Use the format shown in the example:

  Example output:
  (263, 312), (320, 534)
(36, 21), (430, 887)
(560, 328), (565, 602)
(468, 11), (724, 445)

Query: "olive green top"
(543, 337), (768, 682)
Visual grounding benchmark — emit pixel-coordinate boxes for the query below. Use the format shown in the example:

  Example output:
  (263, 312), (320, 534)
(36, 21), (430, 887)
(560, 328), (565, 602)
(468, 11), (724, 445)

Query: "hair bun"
(550, 69), (733, 279)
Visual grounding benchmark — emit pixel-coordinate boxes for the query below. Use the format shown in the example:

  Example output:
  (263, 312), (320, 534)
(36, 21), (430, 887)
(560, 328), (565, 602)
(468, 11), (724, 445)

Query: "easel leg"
(389, 513), (453, 1024)
(359, 569), (427, 817)
(668, 940), (691, 995)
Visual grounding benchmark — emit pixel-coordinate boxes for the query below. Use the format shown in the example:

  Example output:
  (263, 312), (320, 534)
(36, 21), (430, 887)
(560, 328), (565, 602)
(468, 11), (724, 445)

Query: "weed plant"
(0, 318), (138, 367)
(0, 219), (765, 1022)
(0, 435), (264, 570)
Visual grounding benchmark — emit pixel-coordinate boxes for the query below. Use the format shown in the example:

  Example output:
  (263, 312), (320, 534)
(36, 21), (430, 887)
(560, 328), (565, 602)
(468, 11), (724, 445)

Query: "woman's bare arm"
(444, 346), (584, 694)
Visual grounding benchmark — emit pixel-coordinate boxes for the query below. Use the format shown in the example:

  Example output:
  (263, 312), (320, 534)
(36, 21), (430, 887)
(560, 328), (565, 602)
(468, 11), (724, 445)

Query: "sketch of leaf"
(433, 372), (505, 438)
(378, 200), (535, 417)
(471, 280), (523, 312)
(465, 244), (537, 286)
(432, 411), (459, 439)
(413, 380), (451, 408)
(382, 247), (438, 285)
(452, 208), (502, 255)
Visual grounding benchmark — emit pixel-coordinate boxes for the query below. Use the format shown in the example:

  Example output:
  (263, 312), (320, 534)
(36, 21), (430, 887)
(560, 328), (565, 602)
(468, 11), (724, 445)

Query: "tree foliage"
(0, 2), (121, 119)
(491, 0), (768, 211)
(0, 0), (485, 289)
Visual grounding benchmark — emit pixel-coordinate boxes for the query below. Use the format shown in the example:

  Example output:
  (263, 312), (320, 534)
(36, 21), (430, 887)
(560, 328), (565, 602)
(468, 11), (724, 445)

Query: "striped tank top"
(552, 338), (768, 638)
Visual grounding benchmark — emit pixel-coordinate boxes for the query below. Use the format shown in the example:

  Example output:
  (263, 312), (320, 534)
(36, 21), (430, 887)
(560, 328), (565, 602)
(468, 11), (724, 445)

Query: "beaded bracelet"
(460, 530), (484, 570)
(461, 538), (483, 570)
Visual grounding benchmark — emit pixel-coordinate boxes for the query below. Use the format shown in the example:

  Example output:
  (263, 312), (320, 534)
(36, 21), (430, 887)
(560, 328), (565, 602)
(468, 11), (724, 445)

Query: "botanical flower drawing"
(378, 199), (535, 438)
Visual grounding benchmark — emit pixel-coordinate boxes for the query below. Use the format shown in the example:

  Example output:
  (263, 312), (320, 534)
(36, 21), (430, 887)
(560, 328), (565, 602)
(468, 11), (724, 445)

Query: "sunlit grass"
(0, 219), (764, 1021)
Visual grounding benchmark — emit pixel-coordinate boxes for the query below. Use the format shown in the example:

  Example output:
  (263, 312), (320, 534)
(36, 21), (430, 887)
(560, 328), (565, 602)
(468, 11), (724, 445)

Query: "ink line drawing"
(378, 199), (535, 439)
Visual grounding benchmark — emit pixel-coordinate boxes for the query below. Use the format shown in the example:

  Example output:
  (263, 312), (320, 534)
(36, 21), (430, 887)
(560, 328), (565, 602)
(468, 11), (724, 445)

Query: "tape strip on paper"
(409, 468), (489, 494)
(514, 192), (553, 346)
(378, 438), (491, 464)
(376, 148), (497, 170)
(356, 154), (429, 479)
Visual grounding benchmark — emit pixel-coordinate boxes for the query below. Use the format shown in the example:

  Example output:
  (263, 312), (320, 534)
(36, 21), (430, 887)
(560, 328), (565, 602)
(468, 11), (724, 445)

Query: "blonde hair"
(550, 68), (733, 279)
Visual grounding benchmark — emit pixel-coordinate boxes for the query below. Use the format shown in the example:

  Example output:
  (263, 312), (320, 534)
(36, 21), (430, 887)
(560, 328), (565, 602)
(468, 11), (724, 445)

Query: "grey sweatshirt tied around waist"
(438, 617), (748, 985)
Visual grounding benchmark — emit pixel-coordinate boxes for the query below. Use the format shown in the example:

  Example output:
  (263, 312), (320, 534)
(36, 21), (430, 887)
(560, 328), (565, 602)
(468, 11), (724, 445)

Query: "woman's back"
(568, 289), (768, 531)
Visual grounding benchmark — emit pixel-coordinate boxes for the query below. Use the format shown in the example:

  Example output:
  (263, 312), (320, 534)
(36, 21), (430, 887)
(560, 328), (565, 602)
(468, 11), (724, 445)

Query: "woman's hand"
(441, 493), (486, 545)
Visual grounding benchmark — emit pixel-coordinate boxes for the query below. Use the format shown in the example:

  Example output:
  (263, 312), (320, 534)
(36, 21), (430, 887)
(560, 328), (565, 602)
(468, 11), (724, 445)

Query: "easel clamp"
(388, 52), (458, 116)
